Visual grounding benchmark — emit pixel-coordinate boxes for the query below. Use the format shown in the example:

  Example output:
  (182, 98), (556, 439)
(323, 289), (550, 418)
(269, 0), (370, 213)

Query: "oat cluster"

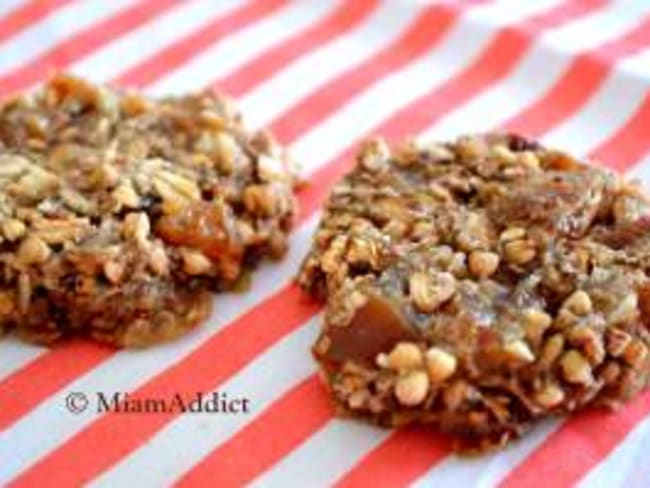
(299, 133), (650, 451)
(0, 75), (297, 346)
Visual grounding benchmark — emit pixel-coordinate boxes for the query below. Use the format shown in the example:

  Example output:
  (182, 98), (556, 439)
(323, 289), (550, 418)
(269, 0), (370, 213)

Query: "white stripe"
(291, 0), (565, 172)
(90, 317), (321, 488)
(68, 0), (245, 84)
(413, 420), (562, 488)
(0, 338), (44, 379)
(236, 1), (423, 129)
(545, 49), (650, 155)
(148, 0), (340, 96)
(627, 152), (650, 187)
(251, 419), (390, 488)
(0, 0), (27, 19)
(0, 0), (136, 75)
(577, 415), (650, 488)
(422, 0), (648, 141)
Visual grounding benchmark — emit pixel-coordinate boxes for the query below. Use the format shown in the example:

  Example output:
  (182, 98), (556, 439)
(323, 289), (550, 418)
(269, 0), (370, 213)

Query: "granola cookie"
(0, 75), (297, 347)
(298, 133), (650, 452)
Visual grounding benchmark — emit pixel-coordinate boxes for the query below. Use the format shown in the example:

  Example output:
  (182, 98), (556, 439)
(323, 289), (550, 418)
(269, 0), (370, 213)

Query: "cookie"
(298, 133), (650, 451)
(0, 75), (297, 347)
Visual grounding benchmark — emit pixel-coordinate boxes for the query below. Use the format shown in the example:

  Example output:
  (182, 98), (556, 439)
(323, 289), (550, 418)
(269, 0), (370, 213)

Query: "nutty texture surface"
(0, 75), (296, 347)
(298, 133), (650, 452)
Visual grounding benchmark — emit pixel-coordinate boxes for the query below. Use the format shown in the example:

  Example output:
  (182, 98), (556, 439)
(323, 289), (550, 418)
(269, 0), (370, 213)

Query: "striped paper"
(0, 1), (648, 486)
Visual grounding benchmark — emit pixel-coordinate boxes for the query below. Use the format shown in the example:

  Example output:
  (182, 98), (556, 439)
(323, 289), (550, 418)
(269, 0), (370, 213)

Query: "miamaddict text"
(94, 391), (251, 415)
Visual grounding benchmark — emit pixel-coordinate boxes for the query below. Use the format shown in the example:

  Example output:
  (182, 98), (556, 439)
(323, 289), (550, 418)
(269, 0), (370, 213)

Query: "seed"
(535, 383), (565, 408)
(468, 251), (500, 278)
(563, 290), (592, 316)
(17, 235), (51, 265)
(387, 342), (423, 371)
(394, 370), (429, 407)
(425, 347), (457, 383)
(560, 350), (593, 385)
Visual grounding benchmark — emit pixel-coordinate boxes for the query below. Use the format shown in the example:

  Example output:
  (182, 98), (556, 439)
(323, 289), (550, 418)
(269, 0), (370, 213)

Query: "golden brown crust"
(0, 75), (297, 347)
(299, 133), (650, 452)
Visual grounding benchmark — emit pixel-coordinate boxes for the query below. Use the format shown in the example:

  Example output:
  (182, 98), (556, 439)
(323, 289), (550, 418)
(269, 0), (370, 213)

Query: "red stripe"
(591, 94), (650, 172)
(7, 0), (606, 482)
(268, 4), (461, 143)
(298, 0), (609, 221)
(114, 0), (289, 89)
(503, 15), (650, 139)
(216, 0), (379, 98)
(336, 429), (452, 488)
(0, 0), (73, 44)
(1, 0), (644, 484)
(498, 390), (650, 488)
(0, 341), (113, 432)
(8, 284), (320, 487)
(0, 0), (182, 98)
(178, 375), (332, 488)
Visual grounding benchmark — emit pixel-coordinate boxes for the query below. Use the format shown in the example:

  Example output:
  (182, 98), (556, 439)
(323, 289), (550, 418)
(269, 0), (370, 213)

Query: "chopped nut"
(492, 144), (516, 164)
(409, 271), (456, 313)
(468, 251), (499, 278)
(568, 326), (605, 365)
(112, 181), (140, 209)
(17, 236), (51, 265)
(540, 334), (565, 367)
(181, 249), (213, 275)
(243, 184), (276, 217)
(123, 212), (150, 246)
(607, 294), (638, 325)
(504, 239), (536, 265)
(535, 383), (565, 408)
(499, 227), (526, 242)
(425, 347), (457, 382)
(387, 342), (423, 371)
(359, 138), (390, 172)
(394, 370), (429, 407)
(622, 340), (648, 369)
(504, 339), (535, 363)
(563, 290), (592, 316)
(560, 350), (593, 385)
(2, 219), (26, 241)
(522, 308), (552, 345)
(103, 260), (125, 284)
(605, 328), (632, 357)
